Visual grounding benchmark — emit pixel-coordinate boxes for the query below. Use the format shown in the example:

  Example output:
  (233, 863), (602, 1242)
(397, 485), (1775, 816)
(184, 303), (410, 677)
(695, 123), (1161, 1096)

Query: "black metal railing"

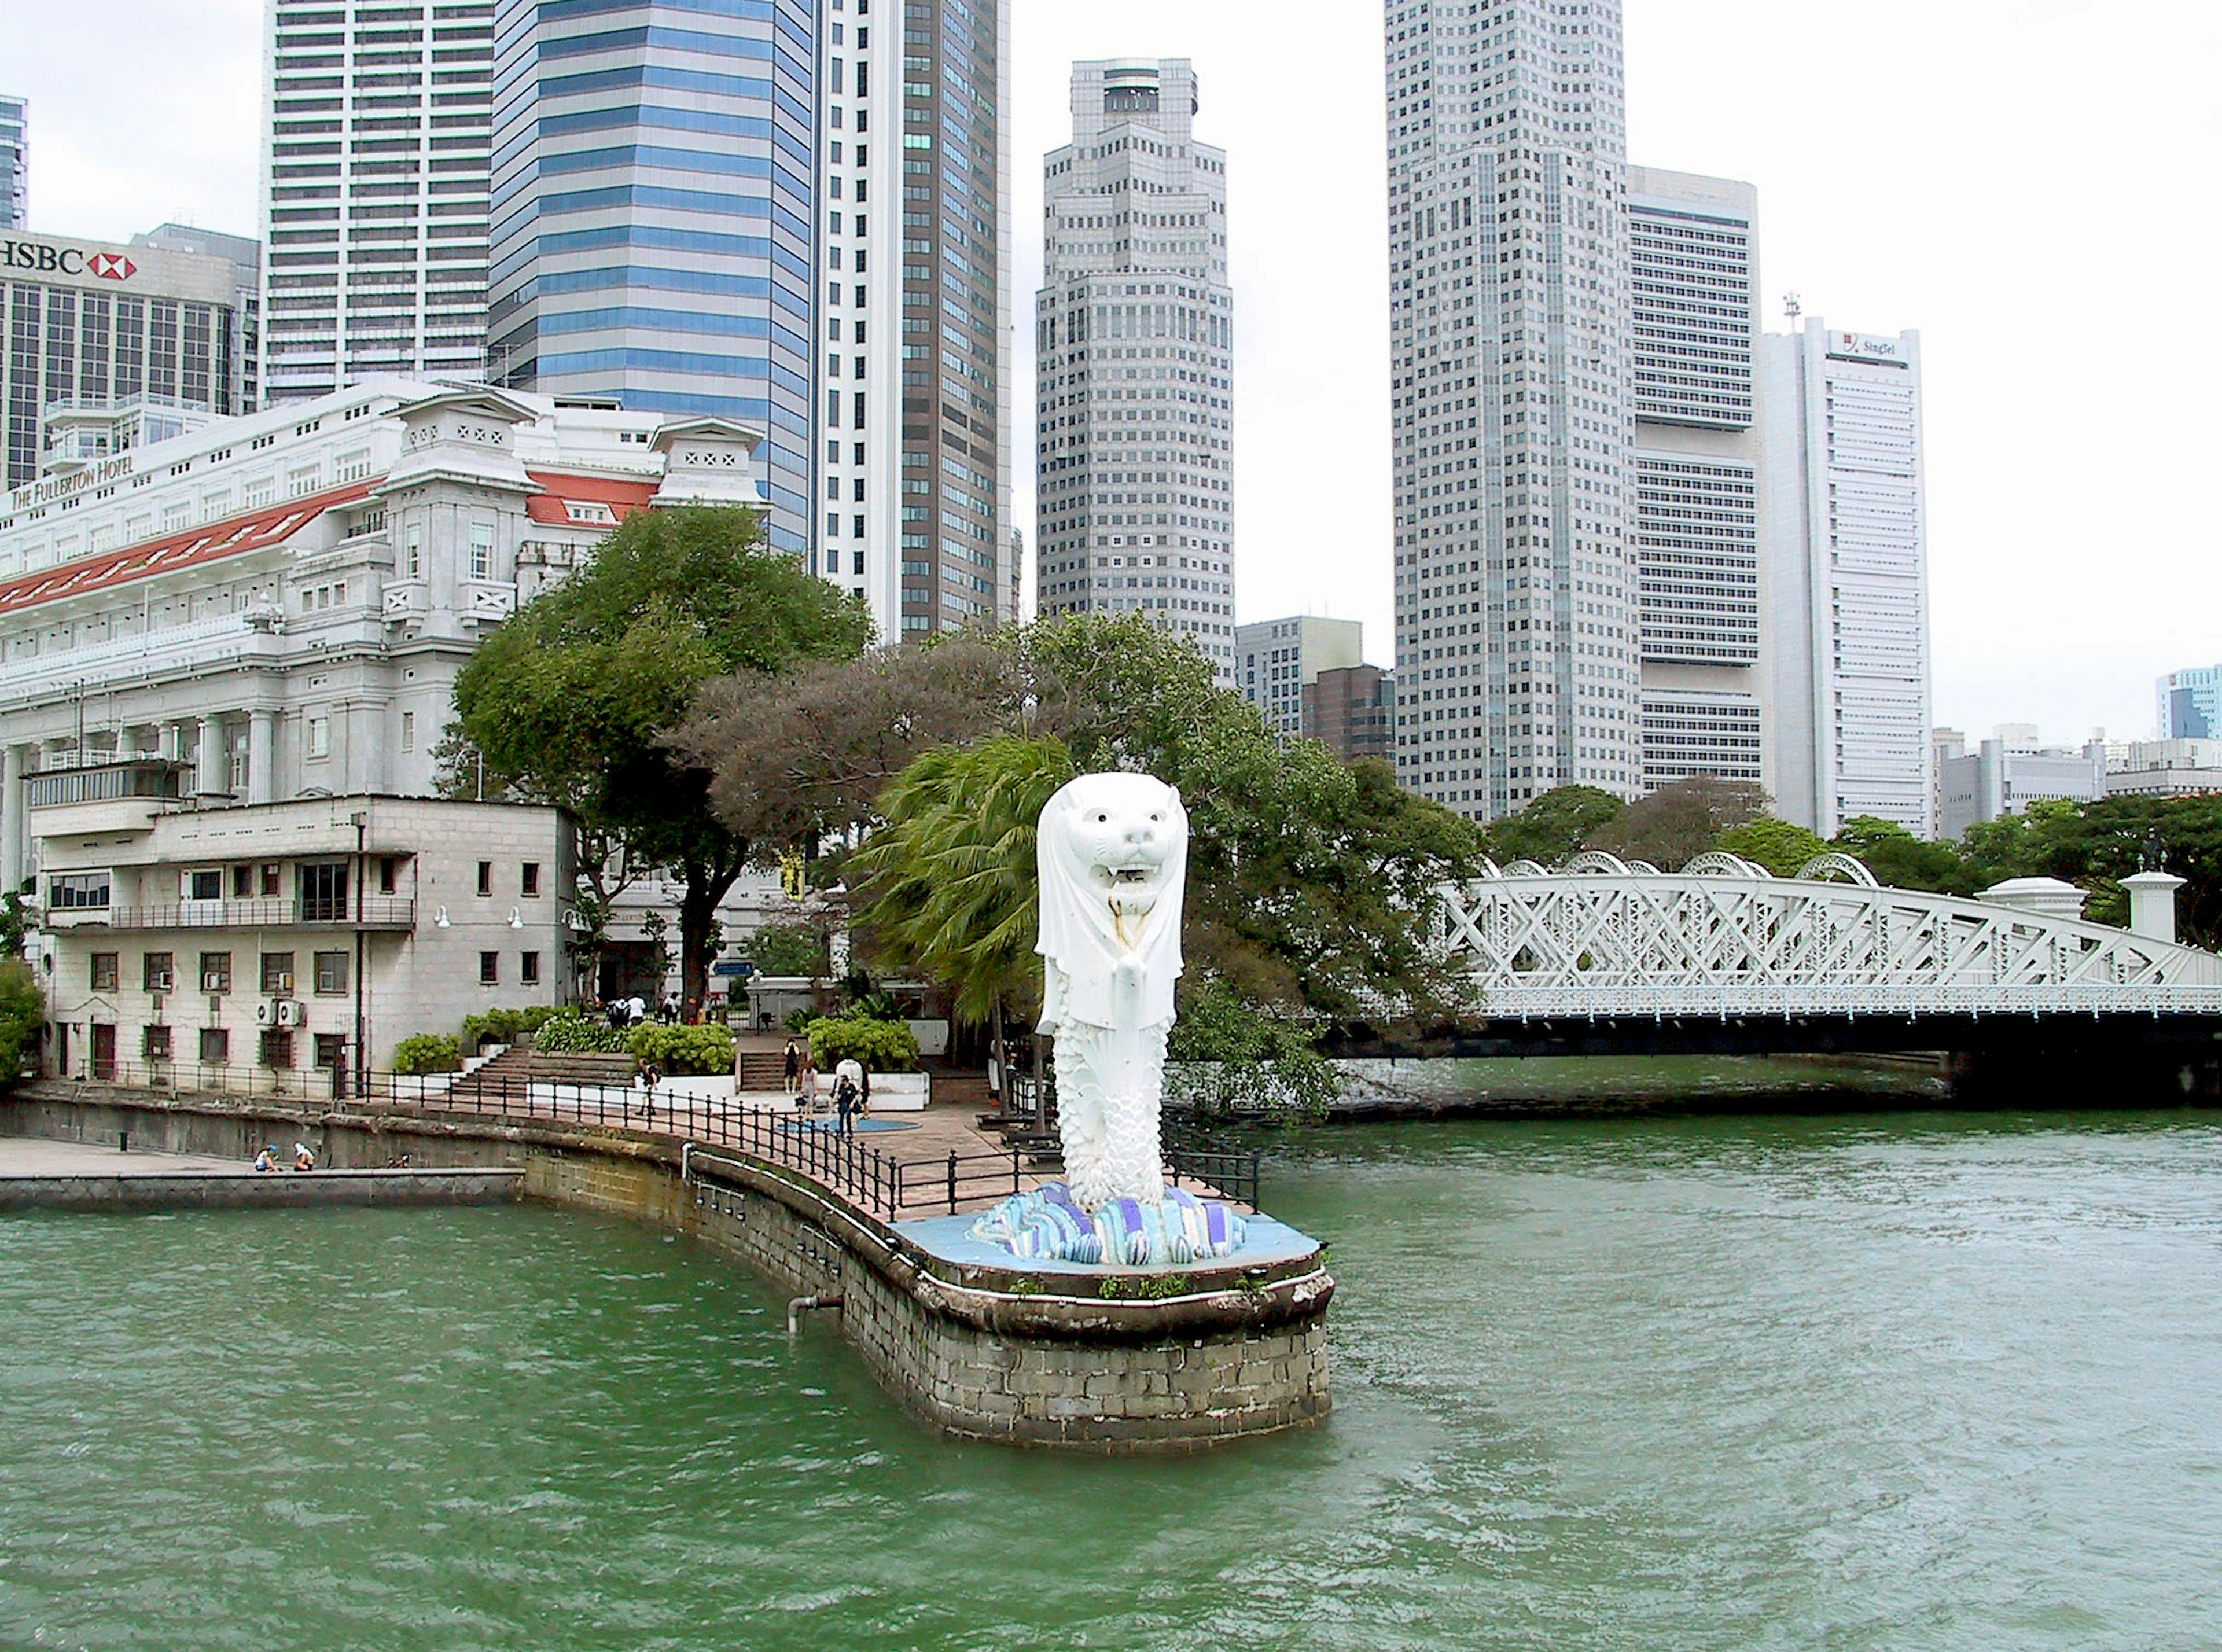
(47, 1064), (1264, 1219)
(87, 897), (417, 932)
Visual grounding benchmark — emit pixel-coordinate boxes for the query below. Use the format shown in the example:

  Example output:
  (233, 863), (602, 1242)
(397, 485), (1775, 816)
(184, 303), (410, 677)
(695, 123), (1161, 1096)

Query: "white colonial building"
(34, 793), (575, 1086)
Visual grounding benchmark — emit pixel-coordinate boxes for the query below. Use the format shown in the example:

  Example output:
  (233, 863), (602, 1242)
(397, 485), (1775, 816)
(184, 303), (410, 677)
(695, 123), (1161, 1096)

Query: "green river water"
(5, 1108), (2221, 1650)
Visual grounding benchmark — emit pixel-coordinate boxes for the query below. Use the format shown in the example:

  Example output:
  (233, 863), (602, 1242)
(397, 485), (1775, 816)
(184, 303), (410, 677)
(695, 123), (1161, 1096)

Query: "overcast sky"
(10, 1), (2219, 741)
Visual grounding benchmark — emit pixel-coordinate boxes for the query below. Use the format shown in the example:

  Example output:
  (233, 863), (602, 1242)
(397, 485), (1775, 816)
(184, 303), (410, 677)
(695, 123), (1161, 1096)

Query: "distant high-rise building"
(0, 95), (25, 229)
(1306, 663), (1398, 763)
(1035, 58), (1235, 679)
(1628, 166), (1763, 794)
(485, 0), (816, 560)
(258, 0), (493, 404)
(132, 224), (263, 413)
(0, 227), (258, 494)
(2157, 663), (2222, 740)
(1385, 0), (1638, 822)
(1761, 322), (1932, 836)
(875, 0), (1011, 635)
(1237, 615), (1362, 735)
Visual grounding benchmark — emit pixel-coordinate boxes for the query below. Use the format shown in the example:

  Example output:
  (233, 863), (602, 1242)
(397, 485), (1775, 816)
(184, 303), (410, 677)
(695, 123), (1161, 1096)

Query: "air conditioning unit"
(202, 973), (226, 994)
(255, 1000), (278, 1026)
(275, 973), (294, 994)
(275, 1000), (305, 1028)
(149, 972), (174, 994)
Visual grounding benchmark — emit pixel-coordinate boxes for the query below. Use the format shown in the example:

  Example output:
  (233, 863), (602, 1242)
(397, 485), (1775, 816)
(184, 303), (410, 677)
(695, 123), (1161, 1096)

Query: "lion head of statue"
(1035, 771), (1188, 1029)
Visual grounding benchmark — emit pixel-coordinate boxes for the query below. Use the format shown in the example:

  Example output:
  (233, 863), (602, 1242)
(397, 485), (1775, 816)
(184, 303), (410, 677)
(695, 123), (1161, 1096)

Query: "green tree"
(1714, 815), (1831, 877)
(850, 734), (1078, 1030)
(744, 922), (830, 979)
(1587, 775), (1765, 870)
(0, 958), (43, 1084)
(450, 505), (871, 1002)
(1832, 816), (1977, 895)
(1485, 784), (1628, 867)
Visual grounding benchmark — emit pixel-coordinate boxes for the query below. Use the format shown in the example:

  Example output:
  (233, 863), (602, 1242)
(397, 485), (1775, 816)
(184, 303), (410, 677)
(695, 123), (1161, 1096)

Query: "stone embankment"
(1, 1082), (1332, 1454)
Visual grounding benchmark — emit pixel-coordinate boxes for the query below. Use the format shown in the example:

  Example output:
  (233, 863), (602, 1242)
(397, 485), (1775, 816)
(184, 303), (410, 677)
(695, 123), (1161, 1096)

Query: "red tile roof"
(0, 481), (376, 618)
(524, 470), (659, 525)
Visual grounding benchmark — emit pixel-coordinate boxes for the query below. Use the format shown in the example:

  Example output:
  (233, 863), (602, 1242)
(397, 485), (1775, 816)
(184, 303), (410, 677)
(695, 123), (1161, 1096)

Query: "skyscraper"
(880, 0), (1011, 635)
(0, 96), (25, 230)
(1628, 165), (1762, 793)
(1760, 322), (1931, 836)
(1035, 59), (1236, 679)
(1385, 0), (1638, 822)
(485, 0), (818, 559)
(259, 0), (494, 404)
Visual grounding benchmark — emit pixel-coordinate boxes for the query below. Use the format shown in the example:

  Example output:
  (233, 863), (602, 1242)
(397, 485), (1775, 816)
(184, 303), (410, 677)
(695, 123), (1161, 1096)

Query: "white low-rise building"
(32, 788), (576, 1088)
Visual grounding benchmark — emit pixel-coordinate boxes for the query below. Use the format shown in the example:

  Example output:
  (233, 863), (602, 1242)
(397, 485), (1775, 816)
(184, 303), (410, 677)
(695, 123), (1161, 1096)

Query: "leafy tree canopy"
(451, 505), (871, 1000)
(1714, 815), (1832, 877)
(1485, 784), (1627, 867)
(1587, 775), (1765, 870)
(0, 958), (43, 1086)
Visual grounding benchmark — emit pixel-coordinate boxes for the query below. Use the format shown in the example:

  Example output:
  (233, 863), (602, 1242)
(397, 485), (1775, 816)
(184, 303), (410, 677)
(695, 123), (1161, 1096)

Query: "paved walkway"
(0, 1138), (250, 1178)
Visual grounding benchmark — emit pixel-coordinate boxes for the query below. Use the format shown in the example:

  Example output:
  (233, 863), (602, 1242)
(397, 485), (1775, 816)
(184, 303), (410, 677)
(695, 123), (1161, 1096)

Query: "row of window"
(89, 946), (544, 994)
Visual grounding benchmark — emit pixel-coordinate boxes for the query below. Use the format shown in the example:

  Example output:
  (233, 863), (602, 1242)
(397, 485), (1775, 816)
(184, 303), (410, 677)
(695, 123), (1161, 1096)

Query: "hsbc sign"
(0, 241), (137, 280)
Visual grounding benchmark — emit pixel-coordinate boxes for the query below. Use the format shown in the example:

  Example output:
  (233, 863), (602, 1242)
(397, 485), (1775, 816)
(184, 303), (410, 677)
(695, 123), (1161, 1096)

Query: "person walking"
(833, 1070), (859, 1136)
(782, 1038), (801, 1100)
(794, 1050), (818, 1116)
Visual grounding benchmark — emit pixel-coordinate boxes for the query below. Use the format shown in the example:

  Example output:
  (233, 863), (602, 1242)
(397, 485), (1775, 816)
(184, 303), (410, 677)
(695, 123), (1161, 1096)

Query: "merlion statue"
(1035, 771), (1187, 1210)
(968, 770), (1246, 1266)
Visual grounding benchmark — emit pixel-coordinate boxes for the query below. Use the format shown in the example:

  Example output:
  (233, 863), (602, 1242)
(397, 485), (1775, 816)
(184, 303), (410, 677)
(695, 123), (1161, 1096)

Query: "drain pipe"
(788, 1293), (844, 1337)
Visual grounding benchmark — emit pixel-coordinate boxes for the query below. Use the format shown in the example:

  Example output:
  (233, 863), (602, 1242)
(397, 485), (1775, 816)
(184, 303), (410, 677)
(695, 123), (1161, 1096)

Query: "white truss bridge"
(1440, 851), (2222, 1022)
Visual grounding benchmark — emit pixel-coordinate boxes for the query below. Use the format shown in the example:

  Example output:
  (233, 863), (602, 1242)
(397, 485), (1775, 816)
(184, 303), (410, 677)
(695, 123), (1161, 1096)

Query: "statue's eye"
(1150, 813), (1162, 822)
(1095, 813), (1108, 823)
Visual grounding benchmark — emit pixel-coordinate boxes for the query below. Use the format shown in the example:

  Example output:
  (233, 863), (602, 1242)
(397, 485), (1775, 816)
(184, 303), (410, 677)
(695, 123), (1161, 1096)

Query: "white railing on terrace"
(0, 611), (276, 697)
(1442, 853), (2222, 1019)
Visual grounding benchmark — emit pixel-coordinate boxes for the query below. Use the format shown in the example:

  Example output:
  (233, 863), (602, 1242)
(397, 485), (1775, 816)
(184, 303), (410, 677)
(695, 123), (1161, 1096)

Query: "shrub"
(805, 1014), (919, 1073)
(392, 1033), (462, 1076)
(0, 958), (45, 1084)
(783, 1007), (815, 1033)
(627, 1022), (735, 1077)
(531, 1012), (635, 1055)
(462, 1005), (565, 1048)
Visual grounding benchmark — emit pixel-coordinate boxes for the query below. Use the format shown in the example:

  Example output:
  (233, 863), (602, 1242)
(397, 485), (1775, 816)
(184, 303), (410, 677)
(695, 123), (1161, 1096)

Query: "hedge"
(805, 1015), (919, 1073)
(462, 1005), (565, 1048)
(531, 1013), (635, 1055)
(627, 1022), (735, 1077)
(392, 1034), (462, 1075)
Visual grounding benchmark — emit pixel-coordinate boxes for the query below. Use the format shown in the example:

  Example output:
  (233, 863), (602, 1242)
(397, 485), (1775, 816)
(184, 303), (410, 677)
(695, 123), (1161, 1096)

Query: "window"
(260, 952), (296, 994)
(260, 864), (280, 897)
(49, 872), (111, 910)
(469, 522), (494, 580)
(199, 952), (232, 994)
(313, 1033), (347, 1070)
(258, 1028), (295, 1069)
(314, 951), (349, 994)
(402, 521), (422, 579)
(187, 869), (222, 902)
(400, 710), (415, 750)
(520, 951), (541, 986)
(233, 865), (254, 898)
(299, 862), (347, 922)
(143, 1025), (173, 1061)
(142, 952), (175, 993)
(476, 860), (492, 897)
(378, 858), (398, 895)
(521, 862), (540, 897)
(90, 952), (119, 991)
(307, 716), (331, 760)
(199, 1027), (230, 1065)
(479, 951), (500, 986)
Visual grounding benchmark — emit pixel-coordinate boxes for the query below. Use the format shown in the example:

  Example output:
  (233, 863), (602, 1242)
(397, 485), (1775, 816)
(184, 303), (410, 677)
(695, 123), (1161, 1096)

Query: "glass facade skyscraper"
(486, 0), (819, 556)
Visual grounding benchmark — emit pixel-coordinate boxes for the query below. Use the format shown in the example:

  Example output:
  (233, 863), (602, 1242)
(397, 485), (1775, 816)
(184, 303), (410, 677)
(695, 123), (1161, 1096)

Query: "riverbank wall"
(0, 1163), (523, 1213)
(1, 1084), (1332, 1454)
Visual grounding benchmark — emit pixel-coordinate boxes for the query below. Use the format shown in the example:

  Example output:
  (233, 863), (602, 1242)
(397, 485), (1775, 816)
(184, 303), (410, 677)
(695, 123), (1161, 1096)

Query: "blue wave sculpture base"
(969, 1181), (1249, 1267)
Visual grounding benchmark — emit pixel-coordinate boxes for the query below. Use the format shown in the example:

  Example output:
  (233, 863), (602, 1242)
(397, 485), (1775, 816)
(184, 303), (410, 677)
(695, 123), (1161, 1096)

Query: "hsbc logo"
(0, 241), (136, 279)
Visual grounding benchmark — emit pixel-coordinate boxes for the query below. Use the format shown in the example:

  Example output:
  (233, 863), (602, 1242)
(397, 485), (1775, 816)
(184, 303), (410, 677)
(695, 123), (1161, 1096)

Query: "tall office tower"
(486, 0), (818, 561)
(1385, 0), (1638, 823)
(0, 97), (25, 230)
(133, 224), (264, 413)
(884, 0), (1010, 635)
(1760, 322), (1931, 836)
(0, 227), (258, 494)
(258, 0), (492, 405)
(1035, 59), (1236, 680)
(1628, 166), (1761, 793)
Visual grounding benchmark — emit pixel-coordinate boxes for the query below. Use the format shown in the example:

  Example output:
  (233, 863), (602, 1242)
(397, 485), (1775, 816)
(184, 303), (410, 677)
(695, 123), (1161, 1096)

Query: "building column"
(1, 745), (23, 895)
(196, 716), (225, 796)
(247, 710), (276, 805)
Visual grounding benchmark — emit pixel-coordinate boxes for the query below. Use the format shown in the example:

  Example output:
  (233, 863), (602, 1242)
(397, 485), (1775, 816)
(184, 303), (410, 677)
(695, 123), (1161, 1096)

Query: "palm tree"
(851, 735), (1076, 1037)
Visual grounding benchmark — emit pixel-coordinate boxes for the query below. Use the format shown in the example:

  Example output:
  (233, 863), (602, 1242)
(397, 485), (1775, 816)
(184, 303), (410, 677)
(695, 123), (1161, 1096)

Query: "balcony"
(81, 897), (417, 932)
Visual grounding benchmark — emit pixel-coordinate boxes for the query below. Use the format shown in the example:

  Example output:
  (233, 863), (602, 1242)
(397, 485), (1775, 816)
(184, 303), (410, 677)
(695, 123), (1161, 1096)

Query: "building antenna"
(1782, 290), (1802, 328)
